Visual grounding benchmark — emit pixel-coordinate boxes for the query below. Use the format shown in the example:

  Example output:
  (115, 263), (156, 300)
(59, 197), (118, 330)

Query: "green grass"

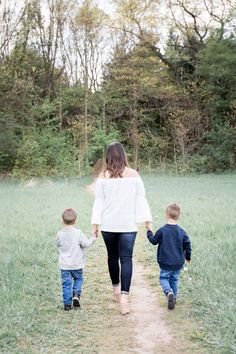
(0, 178), (135, 354)
(0, 174), (235, 353)
(139, 174), (236, 353)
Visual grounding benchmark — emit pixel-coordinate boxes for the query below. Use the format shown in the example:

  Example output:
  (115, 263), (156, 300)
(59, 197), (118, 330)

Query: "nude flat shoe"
(113, 286), (121, 303)
(120, 294), (129, 315)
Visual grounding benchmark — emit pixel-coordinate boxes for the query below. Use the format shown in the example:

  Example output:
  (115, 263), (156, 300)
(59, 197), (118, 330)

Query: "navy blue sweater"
(147, 224), (191, 271)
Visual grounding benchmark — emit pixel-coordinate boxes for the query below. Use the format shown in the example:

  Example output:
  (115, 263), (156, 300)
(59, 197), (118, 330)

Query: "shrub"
(13, 128), (75, 178)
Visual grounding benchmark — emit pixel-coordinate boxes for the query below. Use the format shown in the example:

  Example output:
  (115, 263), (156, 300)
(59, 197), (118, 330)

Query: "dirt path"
(130, 263), (172, 353)
(130, 262), (191, 354)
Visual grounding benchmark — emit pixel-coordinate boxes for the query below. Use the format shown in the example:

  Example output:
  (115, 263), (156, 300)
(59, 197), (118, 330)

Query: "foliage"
(0, 64), (35, 172)
(201, 125), (236, 171)
(196, 38), (236, 121)
(103, 44), (174, 168)
(0, 0), (236, 176)
(87, 127), (120, 166)
(13, 128), (75, 177)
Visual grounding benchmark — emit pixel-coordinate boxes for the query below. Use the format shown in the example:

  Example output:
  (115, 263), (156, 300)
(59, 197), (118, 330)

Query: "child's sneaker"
(72, 294), (81, 308)
(64, 304), (72, 311)
(167, 291), (175, 310)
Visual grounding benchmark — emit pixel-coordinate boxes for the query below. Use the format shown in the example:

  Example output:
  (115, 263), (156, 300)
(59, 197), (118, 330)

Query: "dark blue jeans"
(159, 268), (181, 299)
(102, 231), (137, 294)
(61, 269), (83, 305)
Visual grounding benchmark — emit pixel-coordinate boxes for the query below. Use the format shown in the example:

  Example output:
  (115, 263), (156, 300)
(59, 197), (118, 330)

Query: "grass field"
(0, 174), (235, 353)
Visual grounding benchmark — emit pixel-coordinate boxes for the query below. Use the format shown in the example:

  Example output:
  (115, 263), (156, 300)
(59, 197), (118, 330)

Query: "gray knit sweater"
(56, 227), (96, 270)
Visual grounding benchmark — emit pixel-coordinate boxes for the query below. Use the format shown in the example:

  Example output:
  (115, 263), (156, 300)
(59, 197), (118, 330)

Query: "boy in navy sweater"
(147, 203), (191, 310)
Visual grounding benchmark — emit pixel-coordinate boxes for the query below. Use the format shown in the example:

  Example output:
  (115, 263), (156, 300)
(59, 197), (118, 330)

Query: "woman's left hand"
(145, 221), (153, 231)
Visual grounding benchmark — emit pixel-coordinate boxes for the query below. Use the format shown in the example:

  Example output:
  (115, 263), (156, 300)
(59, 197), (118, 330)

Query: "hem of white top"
(100, 228), (138, 233)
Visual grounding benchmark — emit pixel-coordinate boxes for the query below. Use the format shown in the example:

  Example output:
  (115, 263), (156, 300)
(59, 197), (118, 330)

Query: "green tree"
(196, 38), (236, 121)
(194, 38), (236, 171)
(103, 43), (169, 169)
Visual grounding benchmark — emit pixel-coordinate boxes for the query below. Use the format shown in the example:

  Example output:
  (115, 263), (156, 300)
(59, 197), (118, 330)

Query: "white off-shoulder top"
(91, 176), (152, 232)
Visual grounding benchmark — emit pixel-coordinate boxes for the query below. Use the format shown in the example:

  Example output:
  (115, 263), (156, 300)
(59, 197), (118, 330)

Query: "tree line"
(0, 0), (236, 177)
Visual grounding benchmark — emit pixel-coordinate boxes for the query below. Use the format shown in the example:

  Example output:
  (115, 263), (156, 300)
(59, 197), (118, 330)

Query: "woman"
(91, 142), (152, 315)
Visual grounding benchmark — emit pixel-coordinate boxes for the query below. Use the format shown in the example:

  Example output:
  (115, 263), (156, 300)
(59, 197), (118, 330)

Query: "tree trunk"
(102, 98), (106, 132)
(130, 86), (139, 170)
(84, 24), (89, 157)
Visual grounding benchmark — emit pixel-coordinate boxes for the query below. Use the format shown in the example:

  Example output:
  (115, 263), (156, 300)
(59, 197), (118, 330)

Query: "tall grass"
(0, 175), (235, 353)
(142, 174), (236, 353)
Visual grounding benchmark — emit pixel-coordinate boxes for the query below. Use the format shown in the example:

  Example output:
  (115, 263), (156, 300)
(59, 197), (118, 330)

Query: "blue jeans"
(102, 231), (137, 294)
(159, 268), (181, 299)
(61, 269), (83, 305)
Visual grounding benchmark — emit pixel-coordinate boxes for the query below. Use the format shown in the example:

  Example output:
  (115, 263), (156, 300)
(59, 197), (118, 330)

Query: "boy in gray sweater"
(57, 208), (97, 311)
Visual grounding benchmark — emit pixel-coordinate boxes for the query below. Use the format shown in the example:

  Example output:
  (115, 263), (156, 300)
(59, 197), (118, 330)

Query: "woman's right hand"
(92, 224), (99, 238)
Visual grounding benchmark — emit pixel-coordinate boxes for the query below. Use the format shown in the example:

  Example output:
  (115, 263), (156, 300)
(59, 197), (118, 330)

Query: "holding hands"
(92, 224), (99, 238)
(92, 222), (153, 236)
(145, 221), (153, 232)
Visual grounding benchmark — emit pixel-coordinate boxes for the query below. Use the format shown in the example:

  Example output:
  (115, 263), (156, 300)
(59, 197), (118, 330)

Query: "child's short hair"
(62, 208), (77, 225)
(166, 203), (181, 220)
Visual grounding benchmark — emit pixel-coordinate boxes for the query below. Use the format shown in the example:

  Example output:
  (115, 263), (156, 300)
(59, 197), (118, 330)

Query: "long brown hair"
(104, 142), (128, 178)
